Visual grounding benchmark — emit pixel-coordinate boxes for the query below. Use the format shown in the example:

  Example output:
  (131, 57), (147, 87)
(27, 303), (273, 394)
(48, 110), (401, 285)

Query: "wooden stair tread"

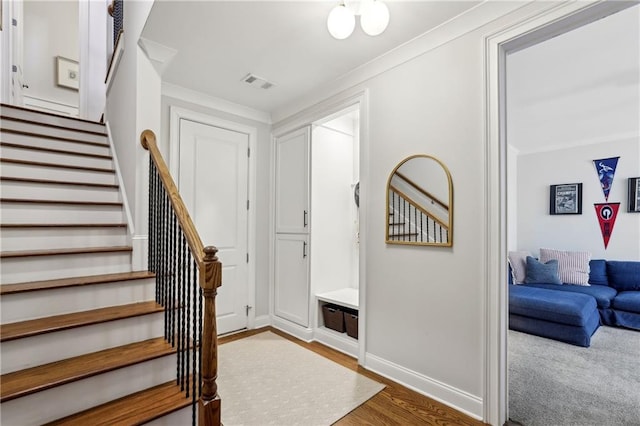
(0, 271), (155, 295)
(0, 338), (175, 402)
(1, 103), (106, 127)
(0, 114), (107, 136)
(0, 198), (122, 206)
(1, 222), (127, 229)
(0, 158), (115, 173)
(0, 246), (132, 258)
(0, 176), (119, 188)
(0, 141), (113, 159)
(1, 198), (122, 206)
(389, 233), (419, 237)
(45, 379), (192, 426)
(0, 128), (108, 148)
(0, 301), (164, 342)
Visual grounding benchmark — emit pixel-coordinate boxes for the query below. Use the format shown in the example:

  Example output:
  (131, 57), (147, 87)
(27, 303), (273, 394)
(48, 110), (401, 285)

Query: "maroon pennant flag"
(594, 203), (620, 249)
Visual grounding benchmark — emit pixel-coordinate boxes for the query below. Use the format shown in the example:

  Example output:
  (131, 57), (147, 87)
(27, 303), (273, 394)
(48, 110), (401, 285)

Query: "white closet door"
(274, 233), (310, 327)
(275, 127), (310, 234)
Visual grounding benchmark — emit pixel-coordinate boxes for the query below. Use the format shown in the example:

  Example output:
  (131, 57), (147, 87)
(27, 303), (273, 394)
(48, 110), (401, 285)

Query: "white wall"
(311, 124), (358, 293)
(160, 93), (272, 317)
(23, 0), (78, 108)
(516, 138), (640, 260)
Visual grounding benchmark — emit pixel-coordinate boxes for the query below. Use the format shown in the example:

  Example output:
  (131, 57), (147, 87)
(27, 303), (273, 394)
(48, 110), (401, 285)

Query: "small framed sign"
(550, 183), (582, 215)
(629, 177), (640, 213)
(56, 56), (79, 90)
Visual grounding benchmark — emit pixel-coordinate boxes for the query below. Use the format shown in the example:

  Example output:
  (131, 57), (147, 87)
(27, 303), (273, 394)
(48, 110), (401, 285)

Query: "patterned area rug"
(218, 331), (384, 426)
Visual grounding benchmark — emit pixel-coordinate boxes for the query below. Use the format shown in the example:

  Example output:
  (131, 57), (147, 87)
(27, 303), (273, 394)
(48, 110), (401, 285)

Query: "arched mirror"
(386, 154), (453, 246)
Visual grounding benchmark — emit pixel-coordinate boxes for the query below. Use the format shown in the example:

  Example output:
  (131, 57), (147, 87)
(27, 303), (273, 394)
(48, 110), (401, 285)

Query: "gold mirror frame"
(385, 154), (453, 247)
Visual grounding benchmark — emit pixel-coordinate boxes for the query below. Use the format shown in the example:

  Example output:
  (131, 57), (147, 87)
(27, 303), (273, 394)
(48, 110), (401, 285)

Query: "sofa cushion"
(509, 285), (597, 327)
(508, 251), (530, 284)
(522, 282), (617, 309)
(540, 248), (591, 286)
(588, 259), (608, 286)
(612, 292), (640, 314)
(607, 261), (640, 291)
(524, 256), (562, 285)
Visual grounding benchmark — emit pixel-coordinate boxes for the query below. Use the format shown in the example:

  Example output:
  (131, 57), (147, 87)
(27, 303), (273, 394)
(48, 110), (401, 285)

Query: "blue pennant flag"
(593, 157), (619, 201)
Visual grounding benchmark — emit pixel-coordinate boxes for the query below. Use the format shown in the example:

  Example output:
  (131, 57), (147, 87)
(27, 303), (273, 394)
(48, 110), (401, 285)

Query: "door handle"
(303, 241), (307, 258)
(303, 210), (308, 227)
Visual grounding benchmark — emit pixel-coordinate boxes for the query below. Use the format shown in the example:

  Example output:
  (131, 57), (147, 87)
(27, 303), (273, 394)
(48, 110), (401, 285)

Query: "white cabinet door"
(274, 234), (310, 327)
(275, 127), (310, 234)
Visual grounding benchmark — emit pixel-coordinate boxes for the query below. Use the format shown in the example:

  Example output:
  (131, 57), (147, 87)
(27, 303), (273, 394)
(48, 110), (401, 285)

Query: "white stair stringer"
(1, 312), (164, 374)
(0, 354), (177, 426)
(0, 104), (106, 134)
(1, 277), (155, 323)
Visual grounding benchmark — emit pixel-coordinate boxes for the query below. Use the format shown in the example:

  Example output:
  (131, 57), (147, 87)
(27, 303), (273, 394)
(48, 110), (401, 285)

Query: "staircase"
(0, 104), (193, 425)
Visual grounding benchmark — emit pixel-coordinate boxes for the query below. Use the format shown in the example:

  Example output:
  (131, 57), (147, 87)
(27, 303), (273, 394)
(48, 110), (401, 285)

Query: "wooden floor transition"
(219, 327), (487, 426)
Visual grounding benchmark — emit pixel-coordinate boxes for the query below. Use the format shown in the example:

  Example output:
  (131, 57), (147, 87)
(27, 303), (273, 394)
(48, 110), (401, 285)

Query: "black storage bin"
(344, 308), (359, 339)
(322, 304), (345, 333)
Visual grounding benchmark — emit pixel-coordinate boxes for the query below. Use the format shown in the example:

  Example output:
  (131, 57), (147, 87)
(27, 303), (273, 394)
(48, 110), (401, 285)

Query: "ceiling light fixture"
(327, 0), (390, 40)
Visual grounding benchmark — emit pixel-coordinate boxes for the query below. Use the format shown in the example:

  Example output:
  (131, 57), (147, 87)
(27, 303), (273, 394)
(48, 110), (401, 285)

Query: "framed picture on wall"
(56, 56), (79, 90)
(629, 177), (640, 213)
(550, 183), (582, 215)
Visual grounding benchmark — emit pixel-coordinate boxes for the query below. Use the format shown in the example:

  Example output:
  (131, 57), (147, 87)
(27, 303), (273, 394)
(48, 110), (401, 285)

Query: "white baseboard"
(364, 352), (483, 421)
(271, 316), (314, 342)
(313, 327), (358, 358)
(252, 314), (271, 329)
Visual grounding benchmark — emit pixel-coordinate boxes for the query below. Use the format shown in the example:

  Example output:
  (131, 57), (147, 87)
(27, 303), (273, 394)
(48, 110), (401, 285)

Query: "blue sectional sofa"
(509, 259), (640, 347)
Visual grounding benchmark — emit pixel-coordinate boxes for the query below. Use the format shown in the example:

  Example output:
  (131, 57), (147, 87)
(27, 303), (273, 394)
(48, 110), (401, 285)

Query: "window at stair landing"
(385, 154), (453, 247)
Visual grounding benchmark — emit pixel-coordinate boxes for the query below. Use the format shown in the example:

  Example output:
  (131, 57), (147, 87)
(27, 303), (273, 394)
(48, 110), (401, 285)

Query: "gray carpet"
(509, 327), (640, 426)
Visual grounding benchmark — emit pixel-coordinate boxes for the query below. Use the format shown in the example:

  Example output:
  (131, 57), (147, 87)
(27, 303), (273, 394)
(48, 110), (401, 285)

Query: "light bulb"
(327, 3), (356, 40)
(360, 0), (389, 36)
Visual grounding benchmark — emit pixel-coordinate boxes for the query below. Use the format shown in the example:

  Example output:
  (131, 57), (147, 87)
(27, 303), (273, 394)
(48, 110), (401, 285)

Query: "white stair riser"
(0, 106), (106, 133)
(0, 131), (111, 156)
(0, 119), (108, 145)
(146, 406), (192, 426)
(0, 181), (121, 203)
(0, 227), (128, 251)
(1, 279), (155, 323)
(0, 251), (131, 284)
(0, 312), (165, 374)
(0, 203), (124, 224)
(0, 354), (178, 426)
(0, 163), (117, 185)
(0, 145), (113, 169)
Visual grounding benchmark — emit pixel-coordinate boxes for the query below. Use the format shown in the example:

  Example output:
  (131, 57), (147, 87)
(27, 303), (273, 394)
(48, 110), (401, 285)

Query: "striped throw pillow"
(539, 248), (591, 286)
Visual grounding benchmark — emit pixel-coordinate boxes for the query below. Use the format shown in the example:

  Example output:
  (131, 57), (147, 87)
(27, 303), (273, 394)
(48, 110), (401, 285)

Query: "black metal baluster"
(420, 211), (423, 242)
(413, 205), (417, 242)
(171, 214), (177, 346)
(198, 285), (203, 398)
(192, 258), (198, 405)
(186, 253), (192, 397)
(163, 193), (170, 339)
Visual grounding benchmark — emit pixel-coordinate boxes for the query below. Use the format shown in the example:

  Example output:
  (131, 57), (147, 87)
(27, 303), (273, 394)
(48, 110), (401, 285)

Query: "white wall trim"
(271, 1), (534, 123)
(106, 31), (125, 95)
(168, 105), (258, 332)
(253, 314), (271, 330)
(78, 0), (89, 119)
(22, 95), (79, 117)
(105, 121), (135, 240)
(162, 82), (271, 124)
(131, 235), (148, 272)
(365, 353), (483, 420)
(271, 316), (314, 342)
(483, 1), (635, 424)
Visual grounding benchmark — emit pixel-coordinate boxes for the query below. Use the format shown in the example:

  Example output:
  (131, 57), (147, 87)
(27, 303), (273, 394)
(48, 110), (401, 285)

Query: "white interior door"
(179, 119), (249, 335)
(10, 0), (25, 105)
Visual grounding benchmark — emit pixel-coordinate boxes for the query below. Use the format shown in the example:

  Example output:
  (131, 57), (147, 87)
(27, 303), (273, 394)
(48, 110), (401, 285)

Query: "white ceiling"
(506, 4), (640, 153)
(141, 1), (481, 113)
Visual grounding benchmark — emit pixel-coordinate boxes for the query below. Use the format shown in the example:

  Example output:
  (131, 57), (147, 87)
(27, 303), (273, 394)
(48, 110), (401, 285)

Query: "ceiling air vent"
(242, 73), (275, 90)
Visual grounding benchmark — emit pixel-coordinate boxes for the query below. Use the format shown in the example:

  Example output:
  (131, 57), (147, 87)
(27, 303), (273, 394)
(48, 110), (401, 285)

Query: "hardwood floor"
(219, 327), (487, 426)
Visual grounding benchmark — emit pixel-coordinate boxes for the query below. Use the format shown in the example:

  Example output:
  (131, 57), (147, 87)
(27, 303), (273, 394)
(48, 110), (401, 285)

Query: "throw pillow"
(524, 256), (562, 285)
(508, 251), (531, 284)
(540, 248), (591, 286)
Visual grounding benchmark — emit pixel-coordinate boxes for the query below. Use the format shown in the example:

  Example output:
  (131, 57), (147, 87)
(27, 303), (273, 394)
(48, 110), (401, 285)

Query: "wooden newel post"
(199, 246), (222, 426)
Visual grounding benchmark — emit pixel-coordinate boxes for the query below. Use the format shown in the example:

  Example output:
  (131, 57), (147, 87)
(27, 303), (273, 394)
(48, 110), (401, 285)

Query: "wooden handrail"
(141, 129), (221, 425)
(141, 130), (205, 265)
(389, 184), (449, 230)
(395, 171), (448, 211)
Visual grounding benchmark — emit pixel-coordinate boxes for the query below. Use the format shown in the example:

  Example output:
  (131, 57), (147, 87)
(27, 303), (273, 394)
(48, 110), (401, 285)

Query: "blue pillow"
(525, 256), (562, 285)
(607, 261), (640, 291)
(589, 259), (608, 286)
